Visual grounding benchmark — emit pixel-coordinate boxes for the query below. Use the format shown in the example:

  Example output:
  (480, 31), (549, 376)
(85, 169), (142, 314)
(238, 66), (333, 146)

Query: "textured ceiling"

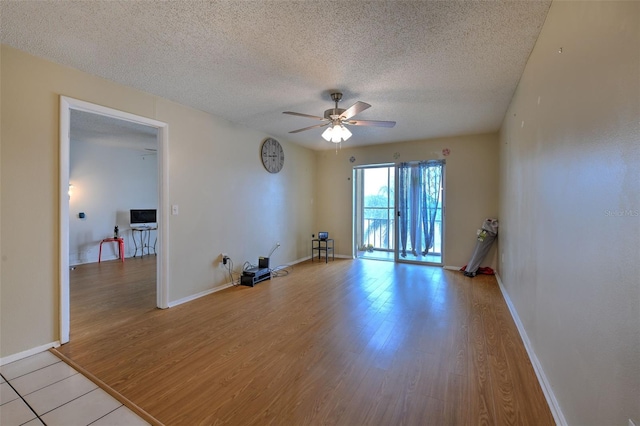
(70, 109), (158, 152)
(1, 1), (551, 150)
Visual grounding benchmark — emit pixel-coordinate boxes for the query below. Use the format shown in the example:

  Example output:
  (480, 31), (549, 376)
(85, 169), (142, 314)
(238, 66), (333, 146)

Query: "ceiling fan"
(283, 92), (396, 143)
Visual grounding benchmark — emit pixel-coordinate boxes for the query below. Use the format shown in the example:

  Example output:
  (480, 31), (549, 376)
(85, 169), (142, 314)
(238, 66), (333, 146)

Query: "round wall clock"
(261, 138), (284, 173)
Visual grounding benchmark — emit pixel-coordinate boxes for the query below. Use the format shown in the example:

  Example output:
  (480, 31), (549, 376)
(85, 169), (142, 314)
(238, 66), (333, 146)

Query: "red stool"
(99, 237), (125, 263)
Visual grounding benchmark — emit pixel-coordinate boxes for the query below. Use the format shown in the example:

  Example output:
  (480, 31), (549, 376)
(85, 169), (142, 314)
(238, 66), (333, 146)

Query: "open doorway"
(353, 161), (445, 265)
(69, 109), (158, 264)
(59, 97), (169, 344)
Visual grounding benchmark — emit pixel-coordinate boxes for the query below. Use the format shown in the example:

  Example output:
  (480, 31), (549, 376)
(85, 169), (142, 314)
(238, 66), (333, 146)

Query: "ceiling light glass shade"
(331, 129), (342, 143)
(321, 126), (333, 141)
(340, 125), (352, 140)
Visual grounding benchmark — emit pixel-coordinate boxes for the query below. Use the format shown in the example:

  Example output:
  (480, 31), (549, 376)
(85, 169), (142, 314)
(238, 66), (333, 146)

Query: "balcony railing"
(362, 217), (395, 250)
(361, 215), (442, 254)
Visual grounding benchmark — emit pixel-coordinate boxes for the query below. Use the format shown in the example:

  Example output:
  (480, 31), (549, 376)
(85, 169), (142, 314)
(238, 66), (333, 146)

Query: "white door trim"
(59, 96), (170, 344)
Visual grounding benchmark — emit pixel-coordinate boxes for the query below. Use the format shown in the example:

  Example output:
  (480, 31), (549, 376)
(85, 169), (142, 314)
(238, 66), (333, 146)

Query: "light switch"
(172, 205), (179, 215)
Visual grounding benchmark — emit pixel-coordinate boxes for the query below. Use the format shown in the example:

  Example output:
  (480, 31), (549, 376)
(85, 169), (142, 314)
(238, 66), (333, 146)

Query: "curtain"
(398, 160), (443, 257)
(420, 161), (442, 255)
(398, 163), (409, 257)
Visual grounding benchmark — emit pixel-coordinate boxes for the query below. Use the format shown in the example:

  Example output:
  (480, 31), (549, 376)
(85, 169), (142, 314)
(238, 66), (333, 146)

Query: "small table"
(131, 226), (157, 257)
(99, 238), (125, 263)
(312, 238), (334, 263)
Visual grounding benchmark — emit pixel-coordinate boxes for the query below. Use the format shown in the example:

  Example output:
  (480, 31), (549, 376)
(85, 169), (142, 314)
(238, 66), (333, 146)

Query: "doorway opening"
(59, 97), (169, 345)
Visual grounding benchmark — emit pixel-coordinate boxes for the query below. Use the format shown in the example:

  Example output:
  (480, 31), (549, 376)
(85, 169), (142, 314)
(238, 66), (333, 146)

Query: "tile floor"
(1, 351), (149, 426)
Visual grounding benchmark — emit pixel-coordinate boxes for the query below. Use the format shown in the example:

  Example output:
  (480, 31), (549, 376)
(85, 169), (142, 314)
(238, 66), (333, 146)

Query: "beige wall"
(315, 133), (500, 267)
(499, 1), (639, 424)
(0, 46), (316, 357)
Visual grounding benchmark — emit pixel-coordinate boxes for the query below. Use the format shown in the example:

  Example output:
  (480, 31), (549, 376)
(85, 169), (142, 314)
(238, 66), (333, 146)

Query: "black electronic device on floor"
(241, 266), (271, 287)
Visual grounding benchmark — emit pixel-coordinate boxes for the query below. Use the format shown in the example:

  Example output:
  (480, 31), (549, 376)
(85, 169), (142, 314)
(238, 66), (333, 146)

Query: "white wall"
(499, 1), (640, 424)
(315, 133), (500, 268)
(70, 139), (158, 264)
(0, 45), (317, 357)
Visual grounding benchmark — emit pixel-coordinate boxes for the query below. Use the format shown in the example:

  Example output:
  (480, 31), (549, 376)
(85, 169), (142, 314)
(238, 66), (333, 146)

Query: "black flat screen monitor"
(318, 232), (328, 240)
(130, 209), (156, 224)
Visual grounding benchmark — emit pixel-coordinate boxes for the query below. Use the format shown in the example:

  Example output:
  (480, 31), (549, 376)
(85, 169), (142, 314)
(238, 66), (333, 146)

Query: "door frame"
(59, 96), (170, 344)
(352, 163), (396, 260)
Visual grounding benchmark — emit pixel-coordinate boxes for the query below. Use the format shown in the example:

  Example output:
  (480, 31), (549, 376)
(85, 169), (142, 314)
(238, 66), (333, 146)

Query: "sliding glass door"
(395, 160), (444, 265)
(353, 161), (444, 264)
(354, 165), (395, 260)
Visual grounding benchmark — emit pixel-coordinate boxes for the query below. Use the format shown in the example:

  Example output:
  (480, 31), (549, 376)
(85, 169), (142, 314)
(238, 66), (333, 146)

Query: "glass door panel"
(395, 161), (444, 265)
(354, 165), (395, 261)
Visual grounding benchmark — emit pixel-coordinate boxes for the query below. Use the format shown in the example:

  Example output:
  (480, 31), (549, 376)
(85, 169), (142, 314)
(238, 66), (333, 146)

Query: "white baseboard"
(495, 273), (567, 426)
(335, 254), (352, 259)
(1, 341), (61, 366)
(443, 265), (463, 271)
(305, 254), (350, 261)
(168, 282), (234, 308)
(288, 256), (311, 265)
(168, 257), (313, 308)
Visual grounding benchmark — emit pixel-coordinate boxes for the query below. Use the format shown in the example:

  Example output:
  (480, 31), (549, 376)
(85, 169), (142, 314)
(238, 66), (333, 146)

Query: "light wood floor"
(57, 257), (554, 425)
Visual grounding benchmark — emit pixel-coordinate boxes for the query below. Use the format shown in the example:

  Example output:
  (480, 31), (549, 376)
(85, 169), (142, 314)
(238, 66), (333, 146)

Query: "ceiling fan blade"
(346, 119), (396, 128)
(289, 122), (331, 134)
(339, 101), (371, 120)
(283, 111), (326, 121)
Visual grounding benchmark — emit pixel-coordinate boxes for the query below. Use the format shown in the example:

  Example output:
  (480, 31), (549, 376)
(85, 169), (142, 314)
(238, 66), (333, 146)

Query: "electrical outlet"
(221, 253), (228, 265)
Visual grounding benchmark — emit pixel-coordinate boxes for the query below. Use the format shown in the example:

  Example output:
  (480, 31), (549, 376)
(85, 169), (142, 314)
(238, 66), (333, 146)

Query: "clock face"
(261, 138), (284, 173)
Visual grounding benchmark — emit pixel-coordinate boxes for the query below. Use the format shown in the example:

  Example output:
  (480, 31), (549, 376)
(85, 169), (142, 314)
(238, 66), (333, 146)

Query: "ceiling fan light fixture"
(330, 124), (351, 143)
(326, 123), (350, 143)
